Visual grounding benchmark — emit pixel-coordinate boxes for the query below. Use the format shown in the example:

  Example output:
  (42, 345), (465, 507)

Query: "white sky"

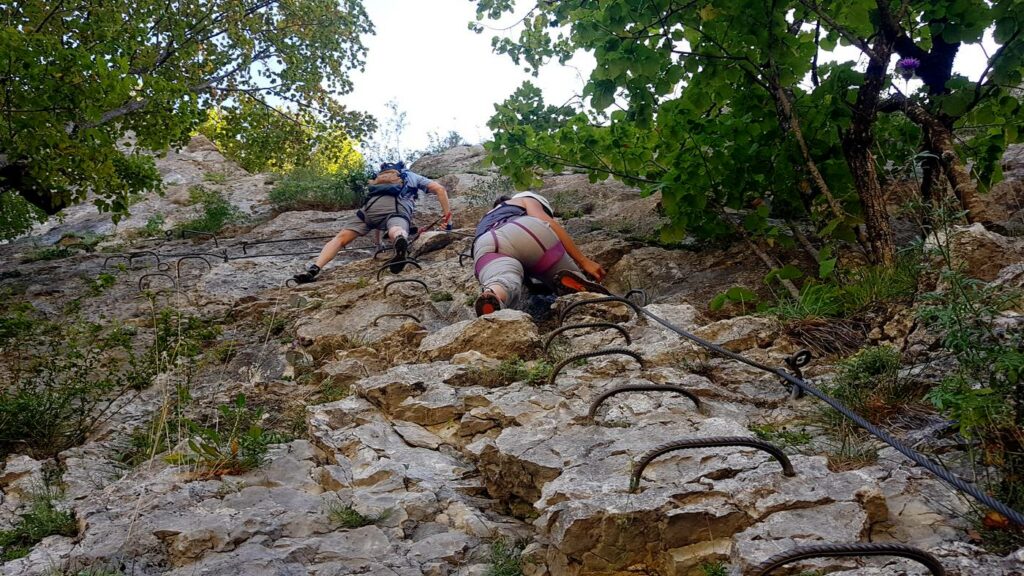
(340, 0), (592, 151)
(341, 0), (997, 152)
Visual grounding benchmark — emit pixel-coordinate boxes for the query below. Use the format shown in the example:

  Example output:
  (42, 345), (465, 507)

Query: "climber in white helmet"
(471, 191), (607, 316)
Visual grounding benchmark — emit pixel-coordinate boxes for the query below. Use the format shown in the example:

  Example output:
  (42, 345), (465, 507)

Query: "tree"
(198, 102), (364, 175)
(0, 0), (375, 239)
(473, 0), (1023, 264)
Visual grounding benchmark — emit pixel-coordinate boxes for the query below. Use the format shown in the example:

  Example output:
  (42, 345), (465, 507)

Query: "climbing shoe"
(389, 235), (409, 274)
(474, 290), (502, 317)
(553, 270), (610, 295)
(292, 263), (320, 284)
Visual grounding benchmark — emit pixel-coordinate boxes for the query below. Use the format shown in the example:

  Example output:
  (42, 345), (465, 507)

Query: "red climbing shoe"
(474, 290), (502, 317)
(553, 270), (610, 295)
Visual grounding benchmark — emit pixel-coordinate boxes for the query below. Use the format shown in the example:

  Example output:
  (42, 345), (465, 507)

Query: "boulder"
(419, 310), (540, 361)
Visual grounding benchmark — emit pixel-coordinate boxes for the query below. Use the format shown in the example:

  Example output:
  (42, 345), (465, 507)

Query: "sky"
(340, 0), (591, 153)
(341, 0), (998, 153)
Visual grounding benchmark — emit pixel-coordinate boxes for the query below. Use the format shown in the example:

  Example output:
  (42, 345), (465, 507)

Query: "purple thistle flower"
(895, 57), (921, 79)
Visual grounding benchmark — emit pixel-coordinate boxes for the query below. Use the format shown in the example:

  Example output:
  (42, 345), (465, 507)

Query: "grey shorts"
(340, 195), (413, 236)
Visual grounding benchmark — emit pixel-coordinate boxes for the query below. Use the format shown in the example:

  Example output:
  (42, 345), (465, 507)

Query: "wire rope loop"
(543, 323), (632, 353)
(137, 273), (177, 292)
(458, 249), (472, 268)
(375, 260), (423, 281)
(371, 313), (422, 326)
(624, 289), (649, 306)
(558, 296), (643, 326)
(749, 543), (946, 576)
(548, 347), (645, 386)
(176, 256), (213, 278)
(383, 278), (429, 297)
(587, 384), (704, 422)
(629, 436), (796, 493)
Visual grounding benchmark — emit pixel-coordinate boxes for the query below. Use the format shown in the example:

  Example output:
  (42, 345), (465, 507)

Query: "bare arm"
(521, 198), (606, 280)
(426, 181), (451, 218)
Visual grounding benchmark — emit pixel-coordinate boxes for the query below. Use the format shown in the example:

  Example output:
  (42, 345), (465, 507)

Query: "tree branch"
(796, 0), (882, 64)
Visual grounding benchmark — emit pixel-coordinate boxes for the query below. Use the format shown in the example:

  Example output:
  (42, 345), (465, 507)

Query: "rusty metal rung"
(629, 436), (796, 493)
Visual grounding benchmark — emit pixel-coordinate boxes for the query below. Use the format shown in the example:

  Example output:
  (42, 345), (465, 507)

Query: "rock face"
(1, 138), (1023, 576)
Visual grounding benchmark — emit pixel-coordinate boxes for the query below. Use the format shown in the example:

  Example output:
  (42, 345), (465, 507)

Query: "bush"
(0, 321), (151, 458)
(825, 346), (908, 424)
(178, 185), (240, 233)
(0, 487), (77, 561)
(269, 168), (368, 212)
(764, 256), (921, 320)
(486, 539), (524, 576)
(165, 394), (279, 477)
(324, 500), (385, 529)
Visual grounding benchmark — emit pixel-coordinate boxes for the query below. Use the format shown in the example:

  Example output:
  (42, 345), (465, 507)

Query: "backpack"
(367, 162), (419, 200)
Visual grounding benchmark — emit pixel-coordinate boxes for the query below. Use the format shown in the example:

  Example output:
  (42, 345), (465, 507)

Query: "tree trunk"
(899, 100), (996, 224)
(841, 34), (896, 265)
(843, 140), (895, 265)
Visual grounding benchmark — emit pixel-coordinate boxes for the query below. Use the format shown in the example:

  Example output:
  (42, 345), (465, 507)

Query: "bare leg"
(315, 229), (359, 268)
(387, 225), (407, 242)
(484, 283), (508, 303)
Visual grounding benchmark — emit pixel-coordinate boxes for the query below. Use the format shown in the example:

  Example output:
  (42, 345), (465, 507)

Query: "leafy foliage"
(486, 539), (525, 576)
(165, 394), (279, 477)
(916, 207), (1024, 543)
(178, 186), (240, 234)
(1, 0), (375, 238)
(473, 0), (1024, 260)
(0, 487), (77, 561)
(269, 168), (368, 212)
(199, 102), (366, 175)
(0, 320), (150, 458)
(324, 500), (384, 529)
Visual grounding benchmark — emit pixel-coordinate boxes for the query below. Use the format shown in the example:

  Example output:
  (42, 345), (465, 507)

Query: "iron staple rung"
(629, 436), (796, 493)
(587, 384), (703, 421)
(548, 347), (644, 386)
(612, 291), (1024, 526)
(750, 542), (946, 576)
(543, 322), (631, 352)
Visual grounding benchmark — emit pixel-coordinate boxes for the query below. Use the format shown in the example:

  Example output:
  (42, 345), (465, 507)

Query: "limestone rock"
(694, 315), (777, 352)
(945, 223), (1024, 281)
(419, 310), (539, 361)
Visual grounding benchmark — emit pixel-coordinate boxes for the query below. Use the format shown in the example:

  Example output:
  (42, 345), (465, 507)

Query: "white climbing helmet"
(512, 191), (554, 217)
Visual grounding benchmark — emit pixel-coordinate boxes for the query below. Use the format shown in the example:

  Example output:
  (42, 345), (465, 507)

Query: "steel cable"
(623, 297), (1024, 526)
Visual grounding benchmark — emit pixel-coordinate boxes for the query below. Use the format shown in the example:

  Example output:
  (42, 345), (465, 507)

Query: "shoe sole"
(389, 237), (409, 273)
(555, 271), (609, 295)
(474, 292), (501, 316)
